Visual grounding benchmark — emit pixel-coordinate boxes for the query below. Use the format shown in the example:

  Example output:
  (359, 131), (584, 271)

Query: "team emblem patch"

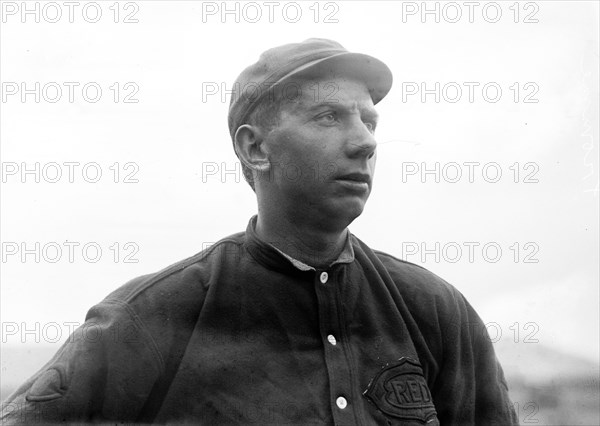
(363, 357), (438, 423)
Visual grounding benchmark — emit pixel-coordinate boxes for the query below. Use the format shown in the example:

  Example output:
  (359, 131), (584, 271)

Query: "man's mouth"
(336, 173), (371, 184)
(335, 173), (371, 192)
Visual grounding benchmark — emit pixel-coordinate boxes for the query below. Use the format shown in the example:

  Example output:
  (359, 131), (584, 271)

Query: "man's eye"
(364, 122), (376, 133)
(318, 112), (337, 122)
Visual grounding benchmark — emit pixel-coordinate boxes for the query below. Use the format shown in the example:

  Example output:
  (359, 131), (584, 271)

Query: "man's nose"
(346, 119), (377, 159)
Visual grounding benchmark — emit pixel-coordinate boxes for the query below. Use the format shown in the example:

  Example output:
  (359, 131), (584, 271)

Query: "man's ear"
(233, 124), (270, 172)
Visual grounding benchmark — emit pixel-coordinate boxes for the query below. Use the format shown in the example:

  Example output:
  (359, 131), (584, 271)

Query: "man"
(1, 39), (518, 425)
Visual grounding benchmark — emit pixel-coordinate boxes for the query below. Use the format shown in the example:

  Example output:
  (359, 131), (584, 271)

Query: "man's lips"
(335, 173), (371, 185)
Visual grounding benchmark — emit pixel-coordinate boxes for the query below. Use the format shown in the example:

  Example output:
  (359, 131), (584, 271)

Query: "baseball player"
(1, 38), (518, 425)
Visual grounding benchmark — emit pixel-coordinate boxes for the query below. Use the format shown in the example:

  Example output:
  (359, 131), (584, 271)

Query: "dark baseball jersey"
(1, 216), (518, 425)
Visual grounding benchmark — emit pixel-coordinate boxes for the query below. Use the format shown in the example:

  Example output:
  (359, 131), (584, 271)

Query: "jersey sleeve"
(0, 300), (164, 424)
(433, 290), (519, 425)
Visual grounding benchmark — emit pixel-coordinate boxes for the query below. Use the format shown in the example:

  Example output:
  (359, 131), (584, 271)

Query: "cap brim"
(273, 52), (393, 105)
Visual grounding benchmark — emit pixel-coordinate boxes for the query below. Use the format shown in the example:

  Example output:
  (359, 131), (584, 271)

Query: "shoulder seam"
(373, 249), (462, 298)
(372, 249), (431, 273)
(117, 237), (244, 304)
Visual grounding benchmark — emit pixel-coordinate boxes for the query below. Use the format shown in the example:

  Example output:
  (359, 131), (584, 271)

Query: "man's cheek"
(295, 161), (337, 183)
(320, 162), (339, 182)
(269, 161), (303, 185)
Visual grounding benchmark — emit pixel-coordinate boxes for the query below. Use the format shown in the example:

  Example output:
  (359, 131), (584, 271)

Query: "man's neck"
(255, 211), (349, 269)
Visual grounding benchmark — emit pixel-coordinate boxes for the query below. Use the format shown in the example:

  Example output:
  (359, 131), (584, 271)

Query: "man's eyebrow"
(361, 107), (379, 123)
(305, 101), (379, 120)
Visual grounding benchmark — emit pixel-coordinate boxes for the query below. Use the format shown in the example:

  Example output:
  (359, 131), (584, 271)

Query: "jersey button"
(336, 396), (347, 409)
(320, 271), (329, 284)
(327, 335), (337, 346)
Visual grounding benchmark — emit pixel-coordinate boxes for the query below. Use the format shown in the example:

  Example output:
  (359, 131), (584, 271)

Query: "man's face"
(261, 76), (379, 226)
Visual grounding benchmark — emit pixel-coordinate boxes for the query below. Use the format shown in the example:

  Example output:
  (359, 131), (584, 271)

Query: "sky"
(1, 0), (598, 378)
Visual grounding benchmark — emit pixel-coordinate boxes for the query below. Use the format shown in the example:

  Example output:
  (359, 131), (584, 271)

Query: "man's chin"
(324, 198), (367, 228)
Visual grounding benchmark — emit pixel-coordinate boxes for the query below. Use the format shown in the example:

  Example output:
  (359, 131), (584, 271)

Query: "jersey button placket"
(315, 269), (356, 424)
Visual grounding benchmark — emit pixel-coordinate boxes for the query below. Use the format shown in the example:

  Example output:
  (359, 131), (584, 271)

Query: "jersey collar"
(245, 215), (355, 273)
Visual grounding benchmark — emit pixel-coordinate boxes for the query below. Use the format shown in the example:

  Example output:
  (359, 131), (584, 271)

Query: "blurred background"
(1, 1), (598, 424)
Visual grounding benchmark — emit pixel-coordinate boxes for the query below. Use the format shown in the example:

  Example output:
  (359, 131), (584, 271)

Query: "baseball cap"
(227, 38), (393, 140)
